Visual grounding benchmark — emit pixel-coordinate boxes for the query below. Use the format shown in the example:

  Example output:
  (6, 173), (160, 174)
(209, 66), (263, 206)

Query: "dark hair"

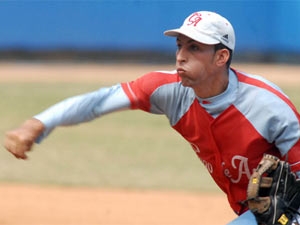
(214, 43), (233, 68)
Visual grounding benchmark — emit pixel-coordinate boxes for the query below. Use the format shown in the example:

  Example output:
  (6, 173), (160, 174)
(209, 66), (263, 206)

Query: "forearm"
(34, 84), (130, 142)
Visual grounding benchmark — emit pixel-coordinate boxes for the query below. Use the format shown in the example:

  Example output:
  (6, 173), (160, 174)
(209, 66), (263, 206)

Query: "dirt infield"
(1, 62), (299, 225)
(0, 184), (235, 225)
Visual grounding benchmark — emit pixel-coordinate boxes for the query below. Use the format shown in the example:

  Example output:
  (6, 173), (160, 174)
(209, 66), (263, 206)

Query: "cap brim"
(164, 28), (220, 45)
(164, 29), (182, 37)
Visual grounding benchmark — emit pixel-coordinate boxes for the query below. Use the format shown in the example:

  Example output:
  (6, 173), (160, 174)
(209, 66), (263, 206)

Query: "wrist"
(22, 118), (45, 139)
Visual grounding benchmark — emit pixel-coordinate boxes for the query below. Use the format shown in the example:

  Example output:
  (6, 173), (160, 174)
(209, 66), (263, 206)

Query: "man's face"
(175, 34), (218, 88)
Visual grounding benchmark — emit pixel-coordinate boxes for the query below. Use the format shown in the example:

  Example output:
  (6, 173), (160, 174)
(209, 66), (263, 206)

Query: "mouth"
(176, 68), (186, 75)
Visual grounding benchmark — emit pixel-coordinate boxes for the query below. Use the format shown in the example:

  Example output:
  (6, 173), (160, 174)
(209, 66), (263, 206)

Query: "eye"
(189, 44), (200, 51)
(176, 42), (182, 50)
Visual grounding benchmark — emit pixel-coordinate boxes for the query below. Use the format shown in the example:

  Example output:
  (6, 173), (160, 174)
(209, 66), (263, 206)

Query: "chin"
(180, 82), (192, 88)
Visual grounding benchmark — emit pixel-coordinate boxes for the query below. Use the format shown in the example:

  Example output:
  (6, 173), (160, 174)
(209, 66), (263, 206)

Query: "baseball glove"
(246, 154), (300, 225)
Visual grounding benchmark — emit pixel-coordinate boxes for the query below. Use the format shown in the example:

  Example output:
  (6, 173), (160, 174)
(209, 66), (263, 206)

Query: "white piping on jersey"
(124, 82), (138, 104)
(291, 161), (300, 167)
(155, 69), (177, 74)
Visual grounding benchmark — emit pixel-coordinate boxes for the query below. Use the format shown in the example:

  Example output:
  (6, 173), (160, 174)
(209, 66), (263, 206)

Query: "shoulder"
(232, 68), (291, 105)
(121, 69), (184, 110)
(232, 67), (300, 129)
(124, 70), (180, 94)
(136, 70), (179, 86)
(232, 68), (283, 92)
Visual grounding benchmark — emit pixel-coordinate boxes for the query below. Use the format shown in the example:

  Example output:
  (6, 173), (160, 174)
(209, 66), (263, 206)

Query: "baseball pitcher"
(4, 11), (300, 224)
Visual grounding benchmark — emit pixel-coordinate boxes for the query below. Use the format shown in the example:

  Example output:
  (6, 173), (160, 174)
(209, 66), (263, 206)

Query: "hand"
(4, 118), (45, 159)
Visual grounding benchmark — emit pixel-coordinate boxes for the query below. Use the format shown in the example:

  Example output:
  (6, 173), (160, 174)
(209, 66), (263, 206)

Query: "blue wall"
(0, 1), (300, 55)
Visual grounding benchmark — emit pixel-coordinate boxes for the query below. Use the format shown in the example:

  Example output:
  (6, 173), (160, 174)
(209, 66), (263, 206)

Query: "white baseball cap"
(164, 11), (235, 50)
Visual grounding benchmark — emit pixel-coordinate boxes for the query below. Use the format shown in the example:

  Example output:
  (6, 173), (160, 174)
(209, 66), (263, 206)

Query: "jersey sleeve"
(265, 92), (300, 172)
(267, 93), (300, 172)
(34, 84), (130, 143)
(272, 107), (300, 172)
(235, 69), (300, 172)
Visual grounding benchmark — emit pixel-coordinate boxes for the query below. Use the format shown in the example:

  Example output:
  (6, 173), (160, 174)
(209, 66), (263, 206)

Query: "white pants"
(226, 210), (300, 225)
(226, 210), (257, 225)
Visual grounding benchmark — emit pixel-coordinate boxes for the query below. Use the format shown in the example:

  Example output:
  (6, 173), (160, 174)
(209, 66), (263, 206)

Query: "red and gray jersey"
(35, 68), (300, 215)
(121, 68), (300, 214)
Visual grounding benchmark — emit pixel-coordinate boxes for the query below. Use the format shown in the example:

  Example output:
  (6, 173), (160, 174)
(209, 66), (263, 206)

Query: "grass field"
(0, 62), (299, 225)
(1, 62), (300, 193)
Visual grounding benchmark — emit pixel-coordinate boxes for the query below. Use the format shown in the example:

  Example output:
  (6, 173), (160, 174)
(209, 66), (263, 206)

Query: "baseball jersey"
(121, 68), (300, 215)
(34, 68), (300, 215)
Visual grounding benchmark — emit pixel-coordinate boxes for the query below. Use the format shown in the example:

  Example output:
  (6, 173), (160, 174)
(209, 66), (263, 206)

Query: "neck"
(194, 70), (229, 98)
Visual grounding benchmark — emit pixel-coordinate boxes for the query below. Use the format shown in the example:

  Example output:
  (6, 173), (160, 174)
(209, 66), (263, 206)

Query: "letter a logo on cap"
(187, 12), (202, 27)
(222, 34), (229, 43)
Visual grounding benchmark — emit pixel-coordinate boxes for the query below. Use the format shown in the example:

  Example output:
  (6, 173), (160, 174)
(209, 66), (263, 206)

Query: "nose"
(176, 48), (187, 64)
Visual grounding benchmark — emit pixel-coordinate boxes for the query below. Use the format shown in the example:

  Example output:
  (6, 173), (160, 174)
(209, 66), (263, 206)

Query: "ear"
(215, 49), (230, 67)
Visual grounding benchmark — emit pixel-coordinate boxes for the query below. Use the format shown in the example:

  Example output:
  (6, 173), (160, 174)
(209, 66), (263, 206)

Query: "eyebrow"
(176, 37), (196, 44)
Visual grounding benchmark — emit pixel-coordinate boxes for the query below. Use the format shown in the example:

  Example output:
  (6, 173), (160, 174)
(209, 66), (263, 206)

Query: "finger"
(15, 153), (28, 160)
(4, 132), (30, 159)
(5, 142), (28, 159)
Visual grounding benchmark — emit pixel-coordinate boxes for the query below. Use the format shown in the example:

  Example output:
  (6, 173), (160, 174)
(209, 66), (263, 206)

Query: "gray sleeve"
(34, 84), (130, 143)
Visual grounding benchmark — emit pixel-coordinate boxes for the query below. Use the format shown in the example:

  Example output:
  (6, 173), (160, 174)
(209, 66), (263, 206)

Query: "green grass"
(0, 82), (299, 193)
